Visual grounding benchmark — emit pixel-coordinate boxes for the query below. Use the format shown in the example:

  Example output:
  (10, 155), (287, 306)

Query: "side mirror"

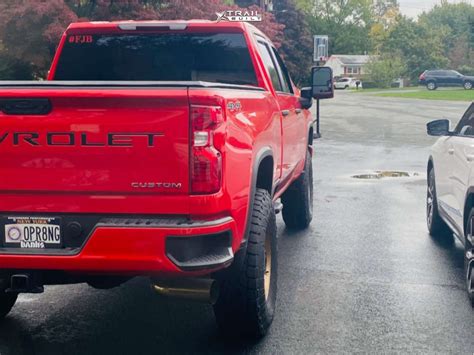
(427, 119), (451, 136)
(300, 87), (313, 110)
(312, 66), (334, 100)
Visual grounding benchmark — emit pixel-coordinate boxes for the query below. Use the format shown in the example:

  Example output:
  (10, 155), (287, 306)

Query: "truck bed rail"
(0, 81), (264, 91)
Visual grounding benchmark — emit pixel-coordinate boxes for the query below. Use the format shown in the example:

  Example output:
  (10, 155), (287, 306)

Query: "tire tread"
(214, 189), (277, 339)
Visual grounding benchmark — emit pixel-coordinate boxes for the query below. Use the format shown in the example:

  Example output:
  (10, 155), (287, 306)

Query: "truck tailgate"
(0, 88), (190, 195)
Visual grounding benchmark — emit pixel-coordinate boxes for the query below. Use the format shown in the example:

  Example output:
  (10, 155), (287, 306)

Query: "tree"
(369, 0), (399, 53)
(419, 2), (474, 72)
(298, 0), (400, 55)
(0, 0), (78, 77)
(366, 54), (405, 88)
(380, 16), (448, 80)
(0, 53), (34, 80)
(65, 0), (158, 20)
(273, 0), (312, 84)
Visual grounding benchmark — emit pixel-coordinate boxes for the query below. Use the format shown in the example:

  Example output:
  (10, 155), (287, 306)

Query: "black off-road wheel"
(464, 210), (474, 307)
(0, 291), (17, 320)
(427, 168), (451, 238)
(214, 188), (278, 339)
(281, 150), (313, 230)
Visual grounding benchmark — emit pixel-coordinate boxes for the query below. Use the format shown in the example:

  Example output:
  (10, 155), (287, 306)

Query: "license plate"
(3, 216), (62, 249)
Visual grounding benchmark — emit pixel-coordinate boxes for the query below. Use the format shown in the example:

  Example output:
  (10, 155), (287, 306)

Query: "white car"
(334, 77), (362, 90)
(427, 102), (474, 306)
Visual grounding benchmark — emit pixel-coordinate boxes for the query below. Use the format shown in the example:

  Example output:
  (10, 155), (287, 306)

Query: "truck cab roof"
(66, 20), (269, 40)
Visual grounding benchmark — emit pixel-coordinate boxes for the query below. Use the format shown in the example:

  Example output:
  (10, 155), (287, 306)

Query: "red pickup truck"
(0, 20), (333, 338)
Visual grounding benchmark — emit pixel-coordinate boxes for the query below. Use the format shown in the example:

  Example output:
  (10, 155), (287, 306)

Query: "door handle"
(295, 108), (302, 114)
(281, 110), (290, 116)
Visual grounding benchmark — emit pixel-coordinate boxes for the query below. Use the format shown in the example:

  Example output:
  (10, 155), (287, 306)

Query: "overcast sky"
(398, 0), (473, 18)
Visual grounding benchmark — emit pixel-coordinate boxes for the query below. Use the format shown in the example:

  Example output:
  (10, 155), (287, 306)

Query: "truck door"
(449, 105), (474, 227)
(256, 41), (303, 182)
(271, 47), (307, 180)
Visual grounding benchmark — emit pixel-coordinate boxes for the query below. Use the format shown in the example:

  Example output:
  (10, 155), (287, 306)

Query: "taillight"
(190, 105), (224, 194)
(419, 72), (426, 80)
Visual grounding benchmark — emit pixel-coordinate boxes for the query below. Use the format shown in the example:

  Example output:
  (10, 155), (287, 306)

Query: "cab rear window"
(54, 33), (258, 86)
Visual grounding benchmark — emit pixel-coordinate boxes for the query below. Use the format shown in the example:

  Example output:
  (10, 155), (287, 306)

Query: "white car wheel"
(427, 82), (437, 90)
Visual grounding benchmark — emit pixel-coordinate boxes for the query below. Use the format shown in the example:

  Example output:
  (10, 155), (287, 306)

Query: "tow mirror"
(300, 87), (313, 110)
(312, 66), (334, 100)
(427, 119), (451, 136)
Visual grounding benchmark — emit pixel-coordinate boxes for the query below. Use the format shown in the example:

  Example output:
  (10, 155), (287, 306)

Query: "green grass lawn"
(375, 89), (473, 101)
(349, 87), (417, 93)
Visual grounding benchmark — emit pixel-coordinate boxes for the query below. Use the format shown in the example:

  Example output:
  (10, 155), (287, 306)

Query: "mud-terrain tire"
(214, 188), (278, 339)
(281, 150), (313, 230)
(0, 292), (17, 320)
(465, 209), (474, 307)
(427, 168), (451, 238)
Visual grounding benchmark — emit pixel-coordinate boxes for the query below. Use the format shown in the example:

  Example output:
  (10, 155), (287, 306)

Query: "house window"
(346, 66), (359, 75)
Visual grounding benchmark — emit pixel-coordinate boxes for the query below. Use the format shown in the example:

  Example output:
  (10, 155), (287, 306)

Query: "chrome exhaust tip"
(152, 278), (219, 305)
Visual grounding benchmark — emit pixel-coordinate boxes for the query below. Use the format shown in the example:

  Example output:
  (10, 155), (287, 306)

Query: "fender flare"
(307, 121), (314, 148)
(239, 147), (274, 250)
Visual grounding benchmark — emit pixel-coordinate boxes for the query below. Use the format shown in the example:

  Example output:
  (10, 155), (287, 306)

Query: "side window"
(271, 48), (293, 94)
(455, 105), (474, 136)
(257, 41), (282, 92)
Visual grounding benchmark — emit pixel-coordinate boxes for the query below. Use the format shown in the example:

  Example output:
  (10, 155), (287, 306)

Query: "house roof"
(330, 55), (372, 65)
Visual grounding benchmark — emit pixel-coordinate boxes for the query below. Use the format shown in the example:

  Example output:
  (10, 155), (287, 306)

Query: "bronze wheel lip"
(264, 233), (272, 300)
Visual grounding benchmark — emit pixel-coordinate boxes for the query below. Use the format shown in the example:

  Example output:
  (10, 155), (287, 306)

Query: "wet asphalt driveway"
(1, 92), (473, 354)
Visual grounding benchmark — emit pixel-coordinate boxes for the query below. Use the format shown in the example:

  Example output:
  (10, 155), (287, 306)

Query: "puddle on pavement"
(352, 170), (417, 180)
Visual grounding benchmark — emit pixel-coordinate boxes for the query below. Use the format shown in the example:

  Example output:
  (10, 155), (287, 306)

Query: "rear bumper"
(0, 216), (237, 276)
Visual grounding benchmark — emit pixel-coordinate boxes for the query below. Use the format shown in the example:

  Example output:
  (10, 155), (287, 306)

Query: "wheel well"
(256, 156), (273, 194)
(427, 159), (433, 174)
(464, 193), (474, 236)
(308, 126), (314, 146)
(427, 159), (434, 185)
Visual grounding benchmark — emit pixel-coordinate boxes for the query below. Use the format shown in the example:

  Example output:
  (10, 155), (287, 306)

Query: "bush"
(361, 81), (378, 89)
(366, 55), (406, 88)
(458, 65), (474, 76)
(0, 54), (34, 80)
